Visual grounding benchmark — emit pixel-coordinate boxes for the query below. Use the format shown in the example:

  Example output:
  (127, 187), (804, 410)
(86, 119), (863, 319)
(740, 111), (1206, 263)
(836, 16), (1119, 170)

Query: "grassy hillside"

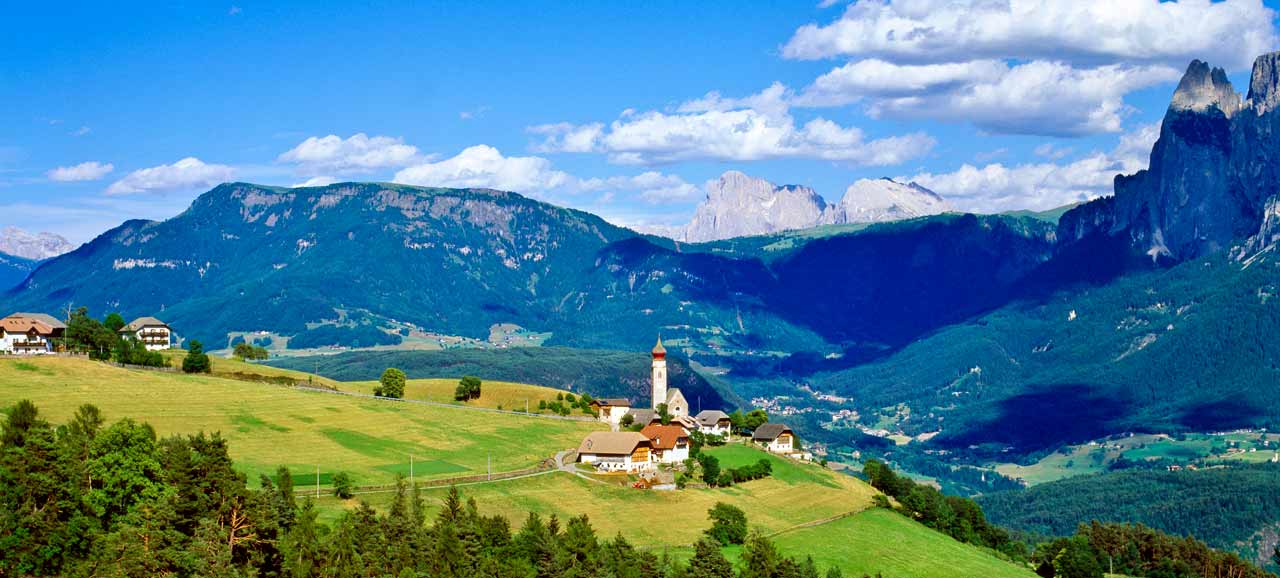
(0, 356), (601, 486)
(162, 350), (340, 388)
(337, 377), (574, 412)
(270, 347), (736, 410)
(760, 508), (1036, 578)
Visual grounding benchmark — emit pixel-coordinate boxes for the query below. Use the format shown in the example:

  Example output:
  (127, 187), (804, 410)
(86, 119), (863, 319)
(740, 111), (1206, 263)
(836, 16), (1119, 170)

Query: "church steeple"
(651, 335), (668, 410)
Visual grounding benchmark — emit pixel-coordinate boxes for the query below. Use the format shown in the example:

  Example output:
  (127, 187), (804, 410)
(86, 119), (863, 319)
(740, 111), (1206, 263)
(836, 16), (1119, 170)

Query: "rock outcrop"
(821, 178), (953, 226)
(682, 171), (827, 242)
(681, 171), (949, 242)
(1060, 52), (1280, 262)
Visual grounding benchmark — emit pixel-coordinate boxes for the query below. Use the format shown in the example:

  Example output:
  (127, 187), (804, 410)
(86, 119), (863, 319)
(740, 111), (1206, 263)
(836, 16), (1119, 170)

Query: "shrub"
(332, 472), (354, 499)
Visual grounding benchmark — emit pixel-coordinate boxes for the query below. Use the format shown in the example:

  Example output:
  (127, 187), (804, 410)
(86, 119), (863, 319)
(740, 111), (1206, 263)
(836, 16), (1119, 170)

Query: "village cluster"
(0, 312), (172, 355)
(575, 338), (805, 474)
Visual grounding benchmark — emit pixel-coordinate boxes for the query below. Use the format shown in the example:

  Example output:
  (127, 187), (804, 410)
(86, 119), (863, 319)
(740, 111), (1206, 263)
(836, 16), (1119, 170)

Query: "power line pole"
(410, 454), (414, 487)
(488, 453), (492, 481)
(316, 464), (320, 498)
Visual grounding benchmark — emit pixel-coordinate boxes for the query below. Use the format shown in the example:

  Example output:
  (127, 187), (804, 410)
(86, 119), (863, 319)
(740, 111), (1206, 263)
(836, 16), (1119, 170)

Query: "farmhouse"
(119, 316), (172, 351)
(589, 398), (632, 425)
(640, 424), (690, 464)
(695, 410), (732, 437)
(753, 423), (796, 454)
(0, 312), (66, 355)
(577, 432), (653, 473)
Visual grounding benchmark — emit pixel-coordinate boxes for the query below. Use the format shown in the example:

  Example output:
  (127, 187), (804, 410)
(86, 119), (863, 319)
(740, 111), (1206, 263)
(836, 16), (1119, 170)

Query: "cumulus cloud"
(530, 83), (934, 166)
(105, 157), (235, 195)
(278, 133), (420, 174)
(393, 145), (571, 192)
(578, 171), (699, 204)
(782, 0), (1277, 70)
(906, 123), (1160, 212)
(47, 161), (114, 182)
(799, 59), (1179, 136)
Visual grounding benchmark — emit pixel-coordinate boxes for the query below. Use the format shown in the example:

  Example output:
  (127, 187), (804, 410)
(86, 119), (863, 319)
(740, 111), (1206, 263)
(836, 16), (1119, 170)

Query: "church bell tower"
(651, 336), (667, 410)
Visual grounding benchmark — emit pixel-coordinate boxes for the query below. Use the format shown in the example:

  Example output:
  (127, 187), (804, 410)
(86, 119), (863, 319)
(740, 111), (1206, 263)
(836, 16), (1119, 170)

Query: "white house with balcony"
(0, 313), (66, 354)
(119, 317), (172, 351)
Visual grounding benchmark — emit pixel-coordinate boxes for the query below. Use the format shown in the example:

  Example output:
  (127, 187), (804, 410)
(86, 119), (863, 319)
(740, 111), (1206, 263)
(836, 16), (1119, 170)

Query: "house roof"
(577, 432), (650, 456)
(1, 312), (66, 335)
(673, 415), (698, 431)
(640, 424), (689, 450)
(591, 398), (631, 407)
(752, 423), (793, 441)
(625, 409), (658, 424)
(696, 410), (730, 426)
(121, 316), (168, 332)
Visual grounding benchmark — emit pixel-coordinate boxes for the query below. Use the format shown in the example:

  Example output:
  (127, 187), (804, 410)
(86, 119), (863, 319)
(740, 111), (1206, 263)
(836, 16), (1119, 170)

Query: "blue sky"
(4, 0), (1280, 243)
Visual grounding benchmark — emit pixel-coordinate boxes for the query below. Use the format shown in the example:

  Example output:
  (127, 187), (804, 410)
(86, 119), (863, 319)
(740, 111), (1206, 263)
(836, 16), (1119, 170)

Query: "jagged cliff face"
(821, 178), (953, 226)
(0, 227), (74, 261)
(1060, 53), (1280, 262)
(682, 171), (827, 242)
(682, 171), (949, 242)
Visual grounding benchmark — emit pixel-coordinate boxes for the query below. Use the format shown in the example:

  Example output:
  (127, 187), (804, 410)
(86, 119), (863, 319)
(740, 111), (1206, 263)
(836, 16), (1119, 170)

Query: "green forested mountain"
(977, 463), (1280, 566)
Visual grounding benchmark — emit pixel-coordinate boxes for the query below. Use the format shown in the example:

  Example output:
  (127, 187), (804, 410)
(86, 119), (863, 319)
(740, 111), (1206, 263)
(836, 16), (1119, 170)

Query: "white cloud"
(105, 157), (235, 195)
(530, 83), (934, 166)
(393, 145), (571, 192)
(47, 161), (114, 182)
(291, 176), (338, 188)
(906, 122), (1160, 212)
(1034, 143), (1074, 160)
(799, 59), (1179, 136)
(796, 59), (1007, 105)
(278, 133), (420, 174)
(71, 126), (91, 137)
(782, 0), (1277, 70)
(579, 171), (699, 204)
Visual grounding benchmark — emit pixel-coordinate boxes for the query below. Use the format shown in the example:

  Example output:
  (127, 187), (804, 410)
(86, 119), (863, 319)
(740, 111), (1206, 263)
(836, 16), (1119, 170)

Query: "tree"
(687, 538), (734, 578)
(744, 409), (769, 431)
(454, 375), (481, 401)
(332, 472), (354, 499)
(233, 343), (269, 361)
(698, 453), (721, 486)
(379, 368), (406, 399)
(656, 403), (673, 425)
(65, 307), (118, 360)
(705, 502), (747, 545)
(103, 312), (126, 332)
(182, 340), (211, 373)
(620, 413), (635, 427)
(740, 531), (783, 578)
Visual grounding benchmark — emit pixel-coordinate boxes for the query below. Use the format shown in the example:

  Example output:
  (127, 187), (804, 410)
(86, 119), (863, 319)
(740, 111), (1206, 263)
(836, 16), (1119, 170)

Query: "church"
(649, 337), (688, 417)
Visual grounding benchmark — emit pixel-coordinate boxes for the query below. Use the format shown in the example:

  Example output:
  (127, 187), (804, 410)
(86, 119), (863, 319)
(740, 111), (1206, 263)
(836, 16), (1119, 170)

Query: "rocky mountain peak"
(0, 226), (74, 260)
(1246, 51), (1280, 113)
(821, 178), (952, 226)
(682, 171), (827, 242)
(1170, 59), (1240, 116)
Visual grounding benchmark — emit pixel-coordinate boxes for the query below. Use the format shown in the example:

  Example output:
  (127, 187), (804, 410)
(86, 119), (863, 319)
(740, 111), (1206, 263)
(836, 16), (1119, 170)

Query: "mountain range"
(6, 51), (1280, 464)
(680, 170), (952, 242)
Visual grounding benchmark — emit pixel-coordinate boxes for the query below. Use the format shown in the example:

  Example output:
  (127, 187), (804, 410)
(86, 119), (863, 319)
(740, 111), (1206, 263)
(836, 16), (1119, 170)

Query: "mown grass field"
(327, 443), (877, 545)
(337, 377), (579, 413)
(0, 356), (601, 487)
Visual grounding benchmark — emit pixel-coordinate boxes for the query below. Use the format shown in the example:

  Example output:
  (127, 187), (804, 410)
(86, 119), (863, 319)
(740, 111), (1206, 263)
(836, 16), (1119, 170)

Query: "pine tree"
(686, 538), (734, 578)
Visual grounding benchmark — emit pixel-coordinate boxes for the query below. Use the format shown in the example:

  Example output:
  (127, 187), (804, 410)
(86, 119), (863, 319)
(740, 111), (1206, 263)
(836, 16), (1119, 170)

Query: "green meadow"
(0, 356), (602, 487)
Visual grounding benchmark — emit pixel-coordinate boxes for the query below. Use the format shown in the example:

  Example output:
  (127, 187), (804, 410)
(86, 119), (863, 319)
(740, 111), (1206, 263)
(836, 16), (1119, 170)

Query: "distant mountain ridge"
(679, 171), (951, 242)
(0, 226), (74, 260)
